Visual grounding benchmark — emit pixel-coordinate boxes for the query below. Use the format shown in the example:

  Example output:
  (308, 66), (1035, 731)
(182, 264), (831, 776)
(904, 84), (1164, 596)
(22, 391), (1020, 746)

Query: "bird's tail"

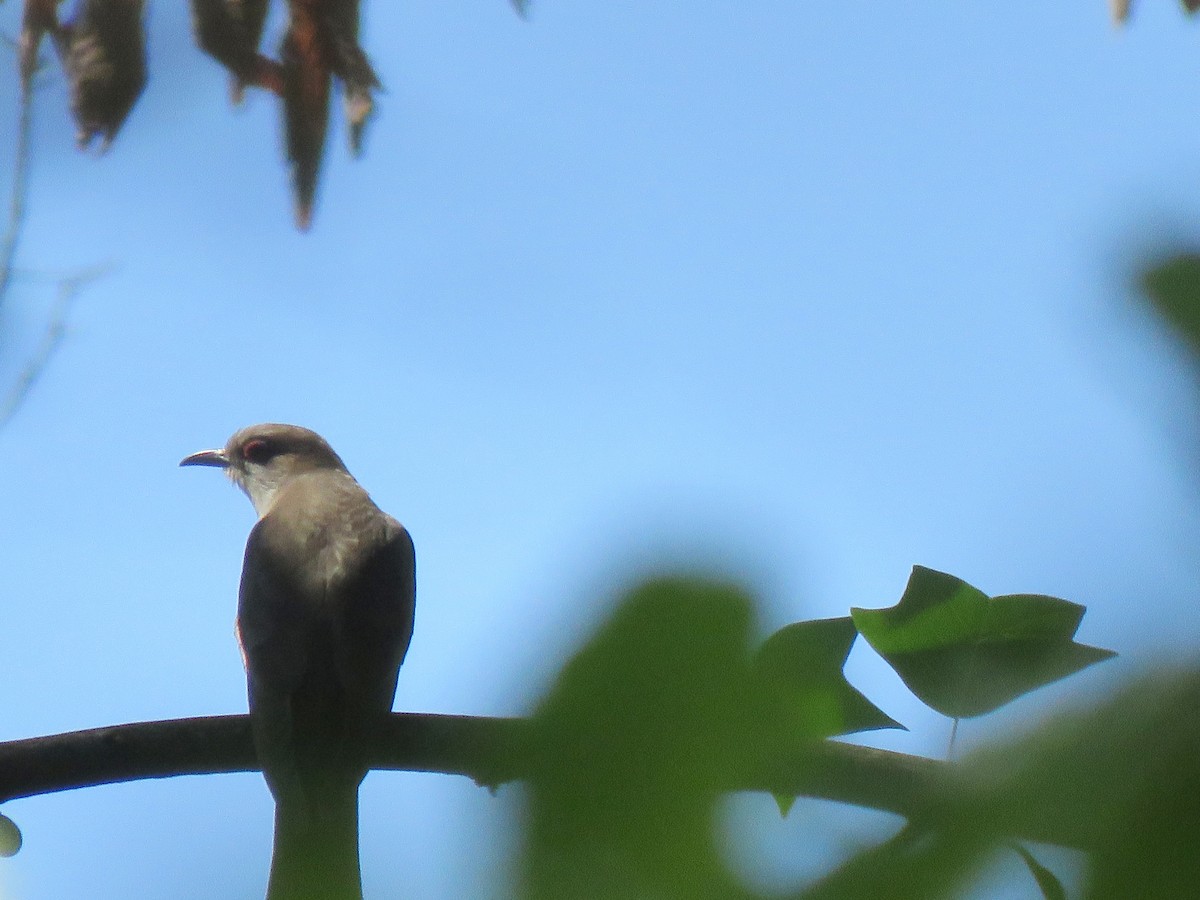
(267, 785), (362, 900)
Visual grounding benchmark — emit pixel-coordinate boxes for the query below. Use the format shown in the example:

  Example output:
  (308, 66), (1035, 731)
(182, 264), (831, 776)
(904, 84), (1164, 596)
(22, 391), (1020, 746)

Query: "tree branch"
(0, 714), (524, 803)
(0, 713), (1091, 851)
(0, 264), (107, 428)
(0, 49), (100, 429)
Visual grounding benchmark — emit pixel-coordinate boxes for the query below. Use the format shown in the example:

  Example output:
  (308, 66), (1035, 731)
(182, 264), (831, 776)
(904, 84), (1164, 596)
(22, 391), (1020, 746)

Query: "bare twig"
(0, 263), (108, 428)
(0, 33), (99, 429)
(1, 31), (105, 429)
(0, 37), (36, 321)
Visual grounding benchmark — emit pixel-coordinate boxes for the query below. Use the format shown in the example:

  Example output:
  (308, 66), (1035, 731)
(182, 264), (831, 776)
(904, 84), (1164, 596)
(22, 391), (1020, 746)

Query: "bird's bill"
(179, 448), (230, 468)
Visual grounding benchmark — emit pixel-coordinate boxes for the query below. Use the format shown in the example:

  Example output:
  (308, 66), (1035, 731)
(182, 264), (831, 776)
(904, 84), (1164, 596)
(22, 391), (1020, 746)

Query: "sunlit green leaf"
(851, 566), (1115, 718)
(755, 617), (903, 737)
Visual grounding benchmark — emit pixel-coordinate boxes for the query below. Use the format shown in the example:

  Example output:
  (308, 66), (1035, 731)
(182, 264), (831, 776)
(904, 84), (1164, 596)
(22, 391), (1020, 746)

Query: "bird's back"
(237, 467), (415, 798)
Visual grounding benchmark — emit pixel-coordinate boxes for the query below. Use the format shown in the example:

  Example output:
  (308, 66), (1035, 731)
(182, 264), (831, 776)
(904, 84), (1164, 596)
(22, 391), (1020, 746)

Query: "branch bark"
(0, 712), (1090, 851)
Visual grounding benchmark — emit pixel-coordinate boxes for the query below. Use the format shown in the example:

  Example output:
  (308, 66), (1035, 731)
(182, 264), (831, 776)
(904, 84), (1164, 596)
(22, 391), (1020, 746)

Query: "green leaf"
(1000, 669), (1200, 897)
(956, 668), (1200, 897)
(520, 577), (762, 899)
(800, 667), (1200, 898)
(0, 813), (21, 857)
(773, 793), (796, 817)
(851, 566), (1115, 718)
(755, 617), (903, 737)
(1012, 845), (1067, 900)
(1141, 253), (1200, 356)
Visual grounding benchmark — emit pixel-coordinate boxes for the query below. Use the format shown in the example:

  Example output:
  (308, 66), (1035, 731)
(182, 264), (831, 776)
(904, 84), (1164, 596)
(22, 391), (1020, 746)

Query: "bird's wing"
(237, 514), (313, 691)
(237, 514), (317, 807)
(330, 516), (416, 716)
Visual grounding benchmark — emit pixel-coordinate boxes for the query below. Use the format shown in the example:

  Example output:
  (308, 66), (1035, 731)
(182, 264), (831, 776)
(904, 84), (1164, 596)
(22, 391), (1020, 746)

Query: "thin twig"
(947, 716), (960, 760)
(0, 263), (109, 429)
(0, 36), (96, 430)
(0, 38), (35, 322)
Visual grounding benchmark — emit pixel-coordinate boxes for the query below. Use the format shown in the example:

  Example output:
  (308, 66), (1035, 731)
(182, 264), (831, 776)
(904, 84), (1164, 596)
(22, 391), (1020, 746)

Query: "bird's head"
(180, 423), (348, 517)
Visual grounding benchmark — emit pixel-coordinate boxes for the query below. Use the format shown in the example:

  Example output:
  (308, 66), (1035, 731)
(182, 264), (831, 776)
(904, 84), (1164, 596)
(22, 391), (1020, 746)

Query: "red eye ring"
(243, 438), (270, 462)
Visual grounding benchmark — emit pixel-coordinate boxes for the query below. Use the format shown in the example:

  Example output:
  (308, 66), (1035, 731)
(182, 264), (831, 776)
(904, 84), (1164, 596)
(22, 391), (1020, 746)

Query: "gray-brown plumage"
(190, 0), (282, 102)
(181, 424), (415, 900)
(54, 0), (147, 151)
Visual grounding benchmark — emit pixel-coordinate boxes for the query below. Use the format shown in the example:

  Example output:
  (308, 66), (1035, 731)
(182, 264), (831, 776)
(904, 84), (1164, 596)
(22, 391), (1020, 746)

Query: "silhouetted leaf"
(755, 617), (903, 738)
(852, 567), (1114, 718)
(1013, 845), (1066, 900)
(19, 0), (59, 85)
(60, 0), (148, 151)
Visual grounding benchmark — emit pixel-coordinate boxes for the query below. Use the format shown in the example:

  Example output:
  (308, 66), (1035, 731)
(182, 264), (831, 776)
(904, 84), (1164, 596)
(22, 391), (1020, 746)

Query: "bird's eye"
(242, 439), (272, 463)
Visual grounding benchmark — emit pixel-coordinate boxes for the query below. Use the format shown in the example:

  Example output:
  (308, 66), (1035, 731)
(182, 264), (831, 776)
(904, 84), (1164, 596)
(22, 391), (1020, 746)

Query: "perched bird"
(190, 0), (283, 102)
(182, 424), (416, 900)
(53, 0), (147, 151)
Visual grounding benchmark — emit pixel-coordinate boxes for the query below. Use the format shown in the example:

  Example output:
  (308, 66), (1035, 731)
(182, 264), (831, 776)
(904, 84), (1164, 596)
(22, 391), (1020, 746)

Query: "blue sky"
(3, 1), (1200, 897)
